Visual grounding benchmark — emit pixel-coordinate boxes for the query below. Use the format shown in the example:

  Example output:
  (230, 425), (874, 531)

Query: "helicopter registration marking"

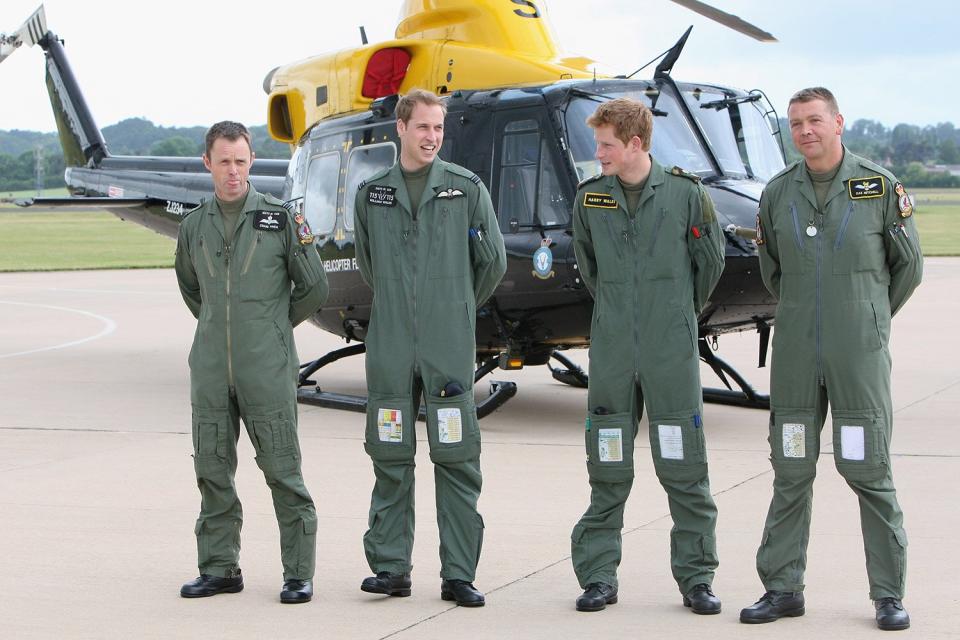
(583, 193), (619, 209)
(165, 200), (185, 216)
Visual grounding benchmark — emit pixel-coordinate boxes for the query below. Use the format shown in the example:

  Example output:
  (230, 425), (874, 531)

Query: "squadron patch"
(436, 188), (464, 199)
(583, 192), (619, 209)
(253, 210), (286, 231)
(367, 185), (397, 207)
(295, 214), (314, 245)
(894, 182), (913, 217)
(847, 176), (885, 200)
(755, 213), (765, 245)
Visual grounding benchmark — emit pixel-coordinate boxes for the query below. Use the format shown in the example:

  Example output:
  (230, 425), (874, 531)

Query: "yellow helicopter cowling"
(266, 0), (604, 143)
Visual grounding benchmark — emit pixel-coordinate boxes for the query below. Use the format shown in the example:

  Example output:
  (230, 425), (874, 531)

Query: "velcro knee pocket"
(648, 412), (706, 481)
(769, 408), (818, 479)
(192, 407), (229, 476)
(248, 406), (300, 477)
(832, 409), (888, 482)
(427, 392), (480, 464)
(365, 392), (416, 461)
(586, 412), (635, 482)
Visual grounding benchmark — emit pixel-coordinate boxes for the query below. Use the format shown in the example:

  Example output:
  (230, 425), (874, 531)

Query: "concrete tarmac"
(1, 261), (957, 639)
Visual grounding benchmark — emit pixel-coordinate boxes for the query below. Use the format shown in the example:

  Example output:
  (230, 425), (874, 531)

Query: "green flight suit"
(353, 158), (506, 582)
(755, 148), (922, 599)
(570, 158), (726, 593)
(175, 184), (329, 580)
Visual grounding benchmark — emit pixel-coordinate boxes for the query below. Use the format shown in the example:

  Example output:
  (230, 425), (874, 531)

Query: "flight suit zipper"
(224, 240), (234, 390)
(411, 206), (418, 362)
(241, 231), (261, 275)
(200, 234), (216, 278)
(815, 207), (824, 385)
(834, 202), (855, 250)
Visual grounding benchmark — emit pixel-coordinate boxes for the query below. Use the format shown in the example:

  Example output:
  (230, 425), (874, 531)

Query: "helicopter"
(4, 1), (785, 417)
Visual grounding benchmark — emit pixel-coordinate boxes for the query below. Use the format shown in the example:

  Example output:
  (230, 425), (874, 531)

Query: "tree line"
(2, 116), (958, 192)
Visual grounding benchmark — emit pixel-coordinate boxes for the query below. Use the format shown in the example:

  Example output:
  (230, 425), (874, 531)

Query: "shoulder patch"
(358, 165), (393, 191)
(577, 173), (603, 189)
(847, 175), (885, 200)
(670, 166), (701, 182)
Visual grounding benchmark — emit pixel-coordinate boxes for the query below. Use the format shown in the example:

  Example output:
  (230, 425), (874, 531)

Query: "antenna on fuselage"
(359, 26), (368, 45)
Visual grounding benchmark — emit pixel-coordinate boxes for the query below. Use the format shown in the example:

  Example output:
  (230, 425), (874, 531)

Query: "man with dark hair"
(570, 97), (725, 614)
(175, 120), (328, 604)
(354, 89), (506, 607)
(740, 88), (922, 630)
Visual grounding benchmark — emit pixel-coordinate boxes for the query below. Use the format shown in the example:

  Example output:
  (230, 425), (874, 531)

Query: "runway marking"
(0, 301), (117, 359)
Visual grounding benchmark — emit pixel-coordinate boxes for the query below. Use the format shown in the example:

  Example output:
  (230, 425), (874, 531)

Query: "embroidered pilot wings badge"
(436, 188), (465, 199)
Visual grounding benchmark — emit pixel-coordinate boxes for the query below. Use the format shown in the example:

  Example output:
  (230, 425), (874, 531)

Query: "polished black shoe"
(280, 578), (313, 604)
(739, 590), (805, 623)
(875, 597), (910, 631)
(441, 579), (485, 607)
(360, 571), (412, 597)
(576, 582), (618, 612)
(683, 583), (721, 614)
(180, 573), (244, 598)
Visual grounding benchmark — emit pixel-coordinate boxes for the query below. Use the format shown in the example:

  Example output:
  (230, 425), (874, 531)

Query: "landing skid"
(296, 344), (517, 419)
(547, 344), (770, 410)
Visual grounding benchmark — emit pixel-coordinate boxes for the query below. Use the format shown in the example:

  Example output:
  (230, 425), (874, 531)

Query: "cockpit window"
(565, 87), (713, 181)
(303, 151), (340, 236)
(681, 87), (785, 181)
(497, 118), (570, 232)
(344, 142), (397, 230)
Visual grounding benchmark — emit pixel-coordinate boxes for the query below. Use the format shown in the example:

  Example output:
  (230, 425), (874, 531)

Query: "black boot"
(360, 571), (412, 597)
(440, 579), (485, 607)
(280, 578), (313, 604)
(576, 583), (618, 612)
(875, 597), (910, 631)
(683, 583), (721, 614)
(739, 590), (805, 623)
(180, 573), (244, 598)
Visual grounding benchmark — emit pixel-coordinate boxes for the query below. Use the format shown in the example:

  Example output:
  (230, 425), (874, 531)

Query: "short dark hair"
(788, 87), (840, 116)
(204, 121), (252, 157)
(395, 89), (447, 124)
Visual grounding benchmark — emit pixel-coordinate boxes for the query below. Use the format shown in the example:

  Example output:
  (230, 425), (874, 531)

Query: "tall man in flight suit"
(740, 88), (922, 631)
(570, 98), (726, 613)
(353, 89), (506, 607)
(175, 121), (329, 604)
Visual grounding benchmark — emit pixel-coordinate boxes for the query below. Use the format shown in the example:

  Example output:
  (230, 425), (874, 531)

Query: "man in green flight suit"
(175, 121), (329, 604)
(353, 89), (506, 607)
(570, 98), (726, 613)
(740, 88), (922, 631)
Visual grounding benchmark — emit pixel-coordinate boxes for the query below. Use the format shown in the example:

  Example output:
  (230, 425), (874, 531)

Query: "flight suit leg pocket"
(769, 409), (819, 480)
(365, 393), (416, 462)
(426, 392), (480, 464)
(648, 412), (706, 482)
(832, 409), (887, 483)
(585, 412), (635, 483)
(249, 407), (300, 478)
(192, 407), (229, 477)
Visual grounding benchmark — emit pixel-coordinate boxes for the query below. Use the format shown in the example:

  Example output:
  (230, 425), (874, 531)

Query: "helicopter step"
(296, 345), (518, 419)
(547, 341), (770, 410)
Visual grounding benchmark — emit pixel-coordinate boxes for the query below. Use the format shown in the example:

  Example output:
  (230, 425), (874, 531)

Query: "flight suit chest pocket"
(774, 203), (808, 274)
(370, 209), (405, 281)
(594, 211), (628, 284)
(643, 208), (676, 280)
(429, 204), (468, 279)
(585, 412), (635, 482)
(832, 201), (885, 274)
(239, 232), (284, 301)
(426, 391), (480, 463)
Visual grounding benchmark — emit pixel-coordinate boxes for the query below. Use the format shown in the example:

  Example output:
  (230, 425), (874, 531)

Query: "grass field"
(0, 188), (957, 272)
(0, 189), (175, 271)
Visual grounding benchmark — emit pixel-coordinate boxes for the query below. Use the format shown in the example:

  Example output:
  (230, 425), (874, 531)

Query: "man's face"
(397, 102), (444, 171)
(203, 136), (254, 202)
(788, 99), (844, 166)
(593, 124), (643, 177)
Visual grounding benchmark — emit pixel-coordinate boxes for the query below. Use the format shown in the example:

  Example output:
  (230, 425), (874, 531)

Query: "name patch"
(253, 210), (286, 231)
(367, 185), (397, 207)
(847, 176), (885, 200)
(583, 192), (619, 209)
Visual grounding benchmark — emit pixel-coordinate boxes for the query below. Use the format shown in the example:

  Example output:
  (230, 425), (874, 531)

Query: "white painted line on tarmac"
(0, 301), (117, 359)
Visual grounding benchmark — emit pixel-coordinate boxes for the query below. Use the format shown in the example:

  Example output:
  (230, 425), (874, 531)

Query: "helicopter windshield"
(680, 87), (785, 181)
(566, 87), (713, 181)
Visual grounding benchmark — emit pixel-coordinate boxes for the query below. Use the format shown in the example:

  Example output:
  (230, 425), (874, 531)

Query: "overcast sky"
(1, 0), (956, 134)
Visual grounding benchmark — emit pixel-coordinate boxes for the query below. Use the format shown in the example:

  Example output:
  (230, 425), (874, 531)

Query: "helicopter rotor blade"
(0, 5), (47, 63)
(668, 0), (777, 42)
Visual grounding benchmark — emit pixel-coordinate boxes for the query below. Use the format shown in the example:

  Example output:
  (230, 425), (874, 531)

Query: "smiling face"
(202, 136), (253, 202)
(788, 98), (844, 172)
(397, 102), (444, 171)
